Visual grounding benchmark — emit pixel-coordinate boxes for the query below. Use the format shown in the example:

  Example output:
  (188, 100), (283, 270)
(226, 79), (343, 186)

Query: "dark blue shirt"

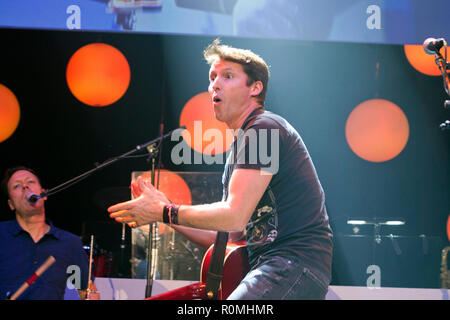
(0, 219), (90, 300)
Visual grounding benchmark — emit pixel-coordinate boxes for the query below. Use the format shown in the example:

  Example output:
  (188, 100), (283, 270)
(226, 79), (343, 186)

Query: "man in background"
(0, 166), (99, 300)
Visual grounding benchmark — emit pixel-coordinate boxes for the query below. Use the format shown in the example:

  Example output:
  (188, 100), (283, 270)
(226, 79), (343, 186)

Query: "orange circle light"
(404, 44), (446, 76)
(179, 91), (233, 155)
(0, 84), (20, 143)
(345, 99), (409, 162)
(139, 169), (192, 234)
(66, 43), (130, 106)
(140, 169), (192, 205)
(447, 214), (450, 243)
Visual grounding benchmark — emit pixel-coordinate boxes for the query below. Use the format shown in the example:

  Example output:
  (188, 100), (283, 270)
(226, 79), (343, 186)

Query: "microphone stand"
(117, 223), (127, 277)
(145, 124), (165, 298)
(145, 56), (167, 297)
(434, 49), (450, 96)
(28, 127), (183, 280)
(33, 127), (184, 201)
(144, 144), (158, 298)
(433, 45), (450, 130)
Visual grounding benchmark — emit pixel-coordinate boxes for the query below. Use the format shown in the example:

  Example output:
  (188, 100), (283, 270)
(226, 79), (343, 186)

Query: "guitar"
(146, 240), (250, 300)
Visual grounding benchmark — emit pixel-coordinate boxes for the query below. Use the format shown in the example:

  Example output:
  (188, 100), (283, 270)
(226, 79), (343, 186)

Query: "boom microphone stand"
(28, 127), (183, 281)
(29, 127), (183, 202)
(423, 37), (450, 130)
(145, 55), (168, 297)
(144, 133), (162, 299)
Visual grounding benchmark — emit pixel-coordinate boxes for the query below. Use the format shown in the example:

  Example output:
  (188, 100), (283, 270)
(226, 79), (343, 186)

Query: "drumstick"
(87, 235), (94, 290)
(9, 255), (56, 300)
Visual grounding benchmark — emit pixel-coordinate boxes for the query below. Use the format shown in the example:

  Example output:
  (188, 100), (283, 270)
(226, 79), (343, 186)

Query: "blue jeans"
(227, 255), (329, 300)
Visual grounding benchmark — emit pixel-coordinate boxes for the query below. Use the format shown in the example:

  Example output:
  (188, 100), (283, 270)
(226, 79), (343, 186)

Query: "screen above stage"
(0, 0), (449, 45)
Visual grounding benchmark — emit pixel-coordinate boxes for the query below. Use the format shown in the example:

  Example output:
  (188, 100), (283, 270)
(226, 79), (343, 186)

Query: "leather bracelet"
(163, 204), (180, 225)
(163, 204), (171, 224)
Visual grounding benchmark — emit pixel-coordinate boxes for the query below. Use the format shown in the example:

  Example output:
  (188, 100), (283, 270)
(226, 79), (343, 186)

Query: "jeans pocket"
(282, 267), (329, 300)
(240, 255), (329, 300)
(302, 267), (329, 292)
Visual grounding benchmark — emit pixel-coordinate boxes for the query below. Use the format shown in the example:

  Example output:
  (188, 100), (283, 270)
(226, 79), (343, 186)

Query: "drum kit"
(130, 223), (205, 281)
(82, 238), (114, 278)
(82, 223), (204, 280)
(87, 186), (205, 281)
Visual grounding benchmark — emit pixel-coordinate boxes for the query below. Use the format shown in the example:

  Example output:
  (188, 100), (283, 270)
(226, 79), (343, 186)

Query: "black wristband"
(163, 204), (171, 224)
(163, 204), (180, 225)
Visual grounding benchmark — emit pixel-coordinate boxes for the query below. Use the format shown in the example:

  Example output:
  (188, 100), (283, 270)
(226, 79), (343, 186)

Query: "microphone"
(444, 100), (450, 109)
(26, 193), (43, 204)
(423, 37), (447, 55)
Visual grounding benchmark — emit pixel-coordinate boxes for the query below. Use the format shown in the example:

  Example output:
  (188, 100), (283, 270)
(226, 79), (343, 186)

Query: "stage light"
(139, 169), (192, 205)
(179, 91), (233, 155)
(347, 218), (405, 226)
(447, 214), (450, 242)
(0, 84), (20, 143)
(384, 221), (406, 226)
(66, 43), (130, 107)
(404, 44), (445, 76)
(345, 99), (409, 162)
(347, 220), (367, 225)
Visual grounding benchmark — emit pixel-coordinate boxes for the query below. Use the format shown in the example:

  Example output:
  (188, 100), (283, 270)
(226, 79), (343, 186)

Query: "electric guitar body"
(146, 240), (250, 300)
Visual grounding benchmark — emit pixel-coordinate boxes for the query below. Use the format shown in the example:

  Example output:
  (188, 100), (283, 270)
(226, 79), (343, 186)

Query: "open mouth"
(213, 96), (222, 104)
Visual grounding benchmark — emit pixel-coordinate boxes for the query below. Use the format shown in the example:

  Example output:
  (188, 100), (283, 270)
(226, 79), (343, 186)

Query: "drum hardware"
(441, 246), (450, 288)
(422, 38), (450, 129)
(85, 235), (99, 299)
(347, 218), (405, 244)
(116, 223), (129, 277)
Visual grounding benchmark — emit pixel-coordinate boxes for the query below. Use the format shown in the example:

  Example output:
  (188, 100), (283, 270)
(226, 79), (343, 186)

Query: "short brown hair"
(1, 166), (41, 198)
(204, 39), (270, 106)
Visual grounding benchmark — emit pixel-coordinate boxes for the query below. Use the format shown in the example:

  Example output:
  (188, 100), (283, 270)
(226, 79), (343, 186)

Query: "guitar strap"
(205, 231), (229, 300)
(204, 108), (264, 299)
